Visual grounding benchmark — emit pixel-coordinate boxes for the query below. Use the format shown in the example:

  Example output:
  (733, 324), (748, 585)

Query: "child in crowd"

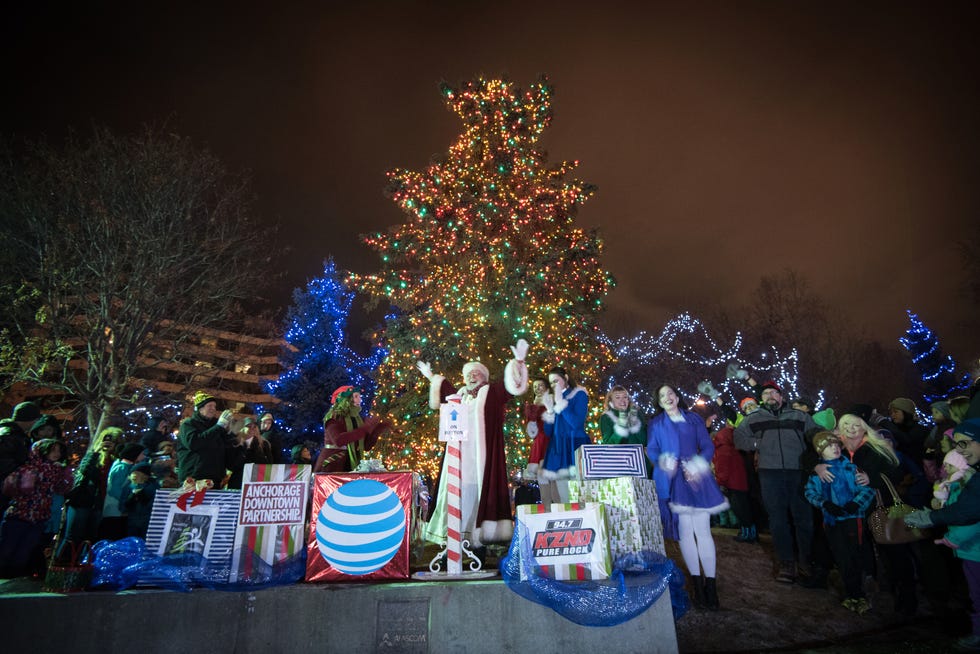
(125, 462), (159, 539)
(933, 449), (975, 510)
(804, 431), (876, 614)
(712, 407), (757, 543)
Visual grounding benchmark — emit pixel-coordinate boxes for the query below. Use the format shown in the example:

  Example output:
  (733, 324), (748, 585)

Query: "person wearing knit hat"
(883, 397), (930, 466)
(0, 432), (72, 578)
(100, 439), (147, 540)
(905, 417), (980, 650)
(226, 417), (273, 489)
(125, 461), (159, 539)
(1, 403), (44, 515)
(175, 390), (236, 487)
(291, 443), (312, 464)
(259, 412), (284, 464)
(735, 376), (819, 584)
(416, 338), (529, 554)
(316, 386), (388, 475)
(803, 430), (877, 614)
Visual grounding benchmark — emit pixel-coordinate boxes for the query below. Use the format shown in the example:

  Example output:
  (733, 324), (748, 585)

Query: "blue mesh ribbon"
(500, 523), (689, 626)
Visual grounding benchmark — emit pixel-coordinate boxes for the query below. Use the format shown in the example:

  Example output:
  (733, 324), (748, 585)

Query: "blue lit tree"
(899, 310), (971, 404)
(263, 259), (386, 447)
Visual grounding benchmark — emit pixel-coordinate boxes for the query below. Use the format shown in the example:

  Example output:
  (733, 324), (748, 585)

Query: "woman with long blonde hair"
(835, 413), (917, 616)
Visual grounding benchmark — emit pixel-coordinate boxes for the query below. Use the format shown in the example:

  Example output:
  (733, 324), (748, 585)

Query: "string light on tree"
(899, 310), (971, 404)
(263, 259), (386, 452)
(602, 313), (819, 415)
(353, 77), (615, 479)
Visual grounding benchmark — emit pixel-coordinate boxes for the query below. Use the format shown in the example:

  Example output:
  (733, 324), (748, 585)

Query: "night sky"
(4, 2), (978, 358)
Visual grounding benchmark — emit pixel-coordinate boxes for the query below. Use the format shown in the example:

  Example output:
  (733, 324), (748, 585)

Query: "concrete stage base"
(2, 577), (678, 653)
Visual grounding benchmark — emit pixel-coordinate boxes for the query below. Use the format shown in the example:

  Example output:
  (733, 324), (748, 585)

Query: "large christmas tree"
(355, 77), (615, 479)
(264, 259), (385, 449)
(899, 310), (971, 404)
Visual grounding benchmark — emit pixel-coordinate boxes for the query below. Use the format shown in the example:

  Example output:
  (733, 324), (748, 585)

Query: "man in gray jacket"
(735, 381), (817, 584)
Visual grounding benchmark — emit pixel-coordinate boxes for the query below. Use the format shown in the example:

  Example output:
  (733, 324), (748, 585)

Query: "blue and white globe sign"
(316, 479), (406, 575)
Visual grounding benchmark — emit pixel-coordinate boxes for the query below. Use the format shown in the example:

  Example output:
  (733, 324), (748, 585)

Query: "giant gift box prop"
(144, 487), (242, 585)
(231, 463), (311, 583)
(575, 444), (647, 479)
(569, 477), (665, 559)
(306, 472), (421, 582)
(515, 502), (612, 581)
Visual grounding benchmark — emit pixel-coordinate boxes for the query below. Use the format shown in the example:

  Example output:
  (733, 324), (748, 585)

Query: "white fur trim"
(542, 410), (556, 425)
(682, 455), (711, 481)
(504, 358), (528, 396)
(478, 518), (514, 544)
(658, 453), (678, 475)
(429, 374), (446, 410)
(669, 499), (730, 515)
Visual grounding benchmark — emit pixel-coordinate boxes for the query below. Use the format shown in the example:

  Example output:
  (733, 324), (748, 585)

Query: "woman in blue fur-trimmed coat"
(647, 384), (729, 610)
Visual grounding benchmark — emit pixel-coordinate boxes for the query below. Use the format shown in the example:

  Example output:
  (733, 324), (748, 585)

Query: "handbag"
(867, 474), (927, 545)
(43, 539), (93, 593)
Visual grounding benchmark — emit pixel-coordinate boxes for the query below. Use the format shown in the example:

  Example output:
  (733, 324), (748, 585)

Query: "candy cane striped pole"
(446, 439), (462, 575)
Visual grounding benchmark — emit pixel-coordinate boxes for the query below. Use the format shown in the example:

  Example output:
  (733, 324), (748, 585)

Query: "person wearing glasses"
(906, 418), (980, 651)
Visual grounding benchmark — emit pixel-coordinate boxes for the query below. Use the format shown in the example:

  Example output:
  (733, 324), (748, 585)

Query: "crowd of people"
(3, 363), (980, 649)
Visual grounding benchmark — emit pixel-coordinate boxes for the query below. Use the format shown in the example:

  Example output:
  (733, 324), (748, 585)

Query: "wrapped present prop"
(575, 444), (647, 479)
(570, 477), (665, 559)
(142, 484), (242, 586)
(231, 463), (312, 584)
(306, 472), (422, 582)
(515, 503), (612, 581)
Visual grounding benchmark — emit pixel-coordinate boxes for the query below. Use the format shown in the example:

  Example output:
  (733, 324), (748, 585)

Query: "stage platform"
(1, 575), (678, 653)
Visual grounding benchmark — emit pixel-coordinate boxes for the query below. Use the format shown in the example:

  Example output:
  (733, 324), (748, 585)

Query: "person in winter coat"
(227, 418), (273, 489)
(0, 402), (42, 517)
(0, 439), (72, 577)
(64, 427), (120, 544)
(648, 384), (729, 610)
(600, 386), (651, 477)
(734, 380), (818, 584)
(176, 392), (236, 487)
(804, 431), (877, 614)
(523, 377), (551, 480)
(713, 409), (757, 543)
(125, 462), (159, 539)
(906, 418), (980, 651)
(826, 413), (918, 616)
(314, 386), (389, 474)
(99, 442), (145, 540)
(540, 366), (590, 505)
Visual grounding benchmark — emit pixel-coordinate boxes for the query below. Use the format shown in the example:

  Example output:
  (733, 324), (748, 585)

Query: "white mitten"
(553, 393), (568, 414)
(510, 338), (529, 361)
(416, 360), (433, 380)
(541, 392), (554, 412)
(658, 453), (678, 476)
(527, 421), (539, 439)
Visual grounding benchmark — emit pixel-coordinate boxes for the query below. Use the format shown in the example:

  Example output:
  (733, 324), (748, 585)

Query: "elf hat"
(330, 386), (359, 405)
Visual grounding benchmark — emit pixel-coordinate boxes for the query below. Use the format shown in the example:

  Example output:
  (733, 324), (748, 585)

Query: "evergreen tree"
(265, 259), (385, 448)
(899, 310), (971, 404)
(355, 77), (615, 479)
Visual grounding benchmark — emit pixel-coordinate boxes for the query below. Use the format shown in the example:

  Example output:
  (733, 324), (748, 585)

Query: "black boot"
(704, 577), (720, 611)
(691, 575), (706, 609)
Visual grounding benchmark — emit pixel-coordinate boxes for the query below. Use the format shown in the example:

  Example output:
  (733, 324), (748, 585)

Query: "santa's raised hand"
(510, 338), (529, 362)
(416, 360), (433, 380)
